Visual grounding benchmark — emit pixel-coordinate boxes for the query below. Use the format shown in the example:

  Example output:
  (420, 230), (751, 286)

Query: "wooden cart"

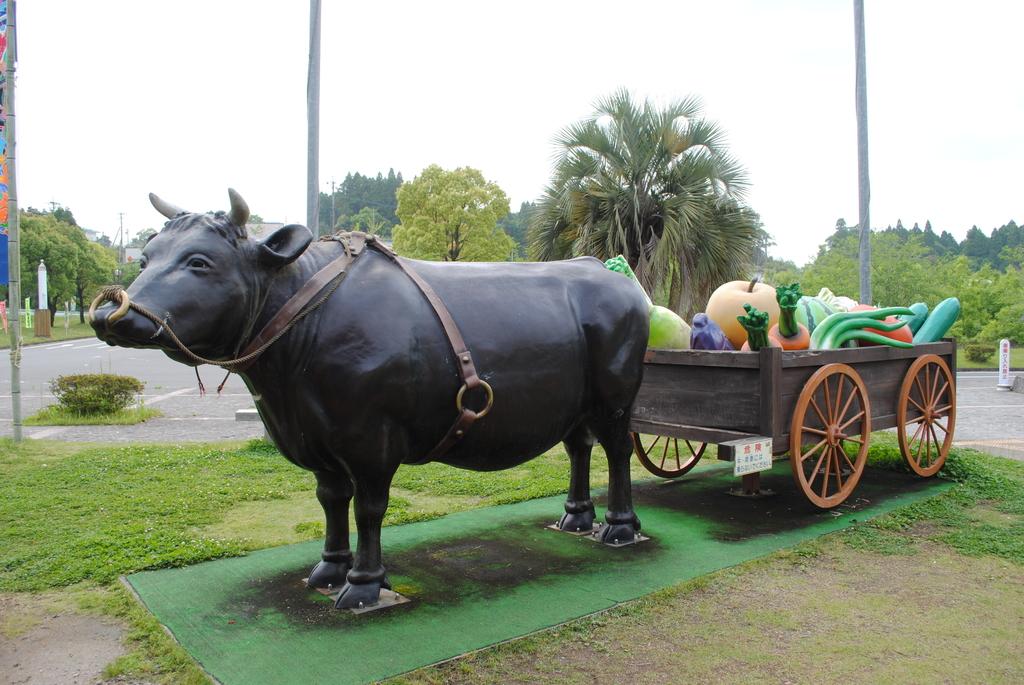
(629, 341), (957, 508)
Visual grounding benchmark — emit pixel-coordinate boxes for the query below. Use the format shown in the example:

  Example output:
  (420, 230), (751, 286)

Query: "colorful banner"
(0, 0), (9, 286)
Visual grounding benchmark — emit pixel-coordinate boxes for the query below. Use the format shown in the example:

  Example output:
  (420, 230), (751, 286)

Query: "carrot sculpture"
(768, 283), (811, 350)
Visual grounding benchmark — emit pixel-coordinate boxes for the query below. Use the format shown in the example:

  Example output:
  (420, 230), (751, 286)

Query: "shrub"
(50, 374), (145, 415)
(964, 342), (996, 364)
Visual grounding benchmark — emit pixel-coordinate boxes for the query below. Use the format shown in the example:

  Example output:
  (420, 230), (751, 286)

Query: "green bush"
(50, 374), (145, 415)
(964, 342), (996, 364)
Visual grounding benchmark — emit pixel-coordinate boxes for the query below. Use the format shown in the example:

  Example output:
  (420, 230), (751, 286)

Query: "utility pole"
(329, 178), (336, 230)
(118, 212), (125, 265)
(306, 0), (321, 236)
(4, 0), (22, 441)
(854, 0), (871, 304)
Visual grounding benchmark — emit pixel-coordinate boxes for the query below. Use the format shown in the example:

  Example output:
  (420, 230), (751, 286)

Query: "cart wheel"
(897, 354), (955, 477)
(790, 363), (871, 509)
(631, 433), (707, 478)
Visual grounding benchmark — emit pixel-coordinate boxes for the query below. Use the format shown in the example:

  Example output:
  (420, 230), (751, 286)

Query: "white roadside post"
(997, 339), (1012, 390)
(34, 259), (51, 337)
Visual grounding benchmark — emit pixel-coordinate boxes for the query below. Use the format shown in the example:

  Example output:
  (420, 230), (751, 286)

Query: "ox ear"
(258, 224), (313, 267)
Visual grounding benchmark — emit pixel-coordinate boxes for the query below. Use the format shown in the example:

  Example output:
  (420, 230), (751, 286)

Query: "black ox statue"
(89, 189), (649, 609)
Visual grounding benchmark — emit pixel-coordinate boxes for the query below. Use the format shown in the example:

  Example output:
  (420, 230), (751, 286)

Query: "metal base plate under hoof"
(584, 524), (651, 547)
(726, 487), (777, 498)
(546, 521), (601, 536)
(309, 583), (411, 614)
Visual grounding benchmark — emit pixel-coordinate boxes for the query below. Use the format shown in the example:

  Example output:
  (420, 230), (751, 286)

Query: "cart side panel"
(777, 341), (956, 444)
(633, 363), (762, 434)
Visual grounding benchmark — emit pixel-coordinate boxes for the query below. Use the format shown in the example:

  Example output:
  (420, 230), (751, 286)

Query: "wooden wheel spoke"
(823, 377), (835, 423)
(648, 435), (662, 452)
(800, 437), (828, 462)
(934, 381), (950, 405)
(820, 446), (833, 498)
(833, 376), (846, 424)
(810, 397), (829, 430)
(839, 410), (866, 431)
(905, 414), (927, 425)
(914, 376), (927, 408)
(803, 427), (828, 437)
(908, 419), (926, 447)
(674, 441), (682, 470)
(929, 364), (942, 407)
(807, 445), (830, 489)
(832, 447), (845, 491)
(933, 404), (952, 416)
(907, 395), (927, 414)
(841, 436), (864, 446)
(685, 441), (698, 457)
(928, 423), (944, 457)
(658, 437), (673, 469)
(836, 384), (858, 425)
(922, 424), (933, 466)
(837, 445), (857, 472)
(932, 418), (950, 434)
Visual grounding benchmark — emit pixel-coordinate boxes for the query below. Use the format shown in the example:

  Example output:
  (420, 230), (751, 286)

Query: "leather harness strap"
(362, 235), (491, 461)
(236, 232), (489, 459)
(232, 233), (366, 373)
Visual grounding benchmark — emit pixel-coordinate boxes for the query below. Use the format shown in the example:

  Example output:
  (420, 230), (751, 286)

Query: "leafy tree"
(348, 206), (392, 238)
(497, 201), (535, 259)
(392, 165), (514, 262)
(319, 169), (404, 233)
(530, 90), (755, 318)
(128, 228), (157, 248)
(17, 211), (117, 324)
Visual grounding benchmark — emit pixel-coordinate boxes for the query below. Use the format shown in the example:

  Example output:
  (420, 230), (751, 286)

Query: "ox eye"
(187, 257), (211, 270)
(139, 257), (148, 271)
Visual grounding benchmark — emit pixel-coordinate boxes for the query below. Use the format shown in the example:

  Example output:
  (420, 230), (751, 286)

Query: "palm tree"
(530, 90), (759, 318)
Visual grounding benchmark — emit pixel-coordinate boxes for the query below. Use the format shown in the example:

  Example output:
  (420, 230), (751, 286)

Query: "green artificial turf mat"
(125, 462), (949, 684)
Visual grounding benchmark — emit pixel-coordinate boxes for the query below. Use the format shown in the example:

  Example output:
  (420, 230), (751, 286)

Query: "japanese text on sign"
(733, 438), (773, 476)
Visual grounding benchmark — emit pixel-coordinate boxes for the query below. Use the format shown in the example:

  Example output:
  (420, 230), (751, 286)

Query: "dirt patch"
(0, 594), (129, 685)
(403, 539), (1024, 684)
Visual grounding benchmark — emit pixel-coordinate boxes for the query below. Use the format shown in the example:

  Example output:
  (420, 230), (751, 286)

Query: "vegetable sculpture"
(809, 307), (916, 349)
(605, 255), (690, 349)
(738, 304), (781, 351)
(690, 313), (734, 350)
(706, 278), (780, 349)
(794, 295), (836, 333)
(898, 302), (929, 335)
(913, 297), (961, 343)
(768, 284), (810, 349)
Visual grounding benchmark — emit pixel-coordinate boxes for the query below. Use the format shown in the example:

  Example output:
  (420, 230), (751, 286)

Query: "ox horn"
(228, 188), (249, 227)
(149, 193), (187, 219)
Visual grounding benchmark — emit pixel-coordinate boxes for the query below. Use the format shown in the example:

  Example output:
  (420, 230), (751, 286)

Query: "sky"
(13, 0), (1024, 265)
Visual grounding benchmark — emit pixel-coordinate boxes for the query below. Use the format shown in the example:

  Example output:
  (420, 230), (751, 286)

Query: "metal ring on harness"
(456, 379), (494, 419)
(87, 288), (131, 325)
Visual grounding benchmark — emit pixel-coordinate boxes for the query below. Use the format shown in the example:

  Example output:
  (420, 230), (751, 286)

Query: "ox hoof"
(598, 511), (641, 545)
(306, 557), (351, 590)
(334, 580), (384, 610)
(557, 508), (595, 533)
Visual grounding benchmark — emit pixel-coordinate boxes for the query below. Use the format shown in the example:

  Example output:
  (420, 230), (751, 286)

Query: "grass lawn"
(1, 437), (1022, 683)
(24, 404), (163, 426)
(0, 319), (96, 349)
(957, 344), (1024, 369)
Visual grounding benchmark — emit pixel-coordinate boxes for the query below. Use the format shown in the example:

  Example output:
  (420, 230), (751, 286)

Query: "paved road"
(0, 338), (263, 443)
(1, 340), (1022, 458)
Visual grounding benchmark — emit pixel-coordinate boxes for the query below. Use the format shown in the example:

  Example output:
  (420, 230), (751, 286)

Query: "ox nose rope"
(87, 271), (348, 372)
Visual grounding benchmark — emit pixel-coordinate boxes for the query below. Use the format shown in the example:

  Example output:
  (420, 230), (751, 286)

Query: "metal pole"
(5, 0), (22, 441)
(306, 0), (321, 236)
(854, 0), (871, 304)
(330, 178), (336, 230)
